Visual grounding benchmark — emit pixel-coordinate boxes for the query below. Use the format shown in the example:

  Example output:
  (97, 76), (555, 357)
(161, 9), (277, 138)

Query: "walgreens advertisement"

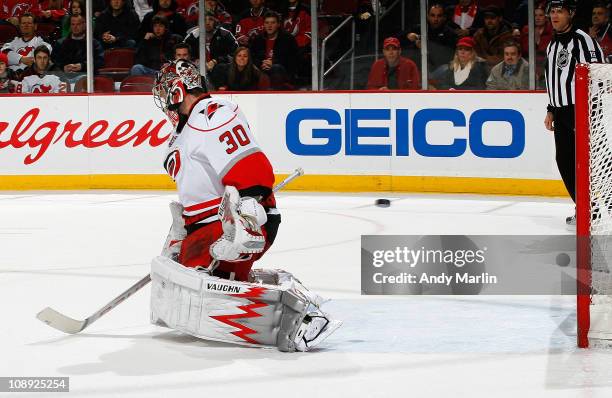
(0, 92), (560, 188)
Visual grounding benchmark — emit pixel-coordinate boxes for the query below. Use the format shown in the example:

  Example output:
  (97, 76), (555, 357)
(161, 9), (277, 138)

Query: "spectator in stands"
(215, 46), (270, 91)
(449, 0), (482, 38)
(589, 1), (612, 61)
(19, 45), (67, 92)
(184, 12), (236, 71)
(366, 36), (420, 90)
(235, 0), (268, 46)
(139, 0), (188, 42)
(34, 0), (67, 24)
(473, 5), (515, 68)
(134, 0), (153, 21)
(486, 40), (528, 90)
(61, 0), (85, 38)
(176, 0), (232, 29)
(282, 0), (310, 48)
(436, 36), (488, 90)
(0, 53), (17, 93)
(53, 14), (104, 76)
(206, 0), (232, 30)
(224, 0), (249, 17)
(173, 41), (191, 60)
(281, 0), (310, 80)
(93, 0), (106, 18)
(521, 4), (552, 88)
(0, 0), (37, 26)
(95, 0), (140, 49)
(250, 10), (297, 89)
(1, 13), (52, 81)
(401, 3), (457, 74)
(131, 15), (181, 75)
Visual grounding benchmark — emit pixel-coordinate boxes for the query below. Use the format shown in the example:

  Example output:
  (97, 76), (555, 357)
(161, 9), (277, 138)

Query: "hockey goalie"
(150, 60), (341, 352)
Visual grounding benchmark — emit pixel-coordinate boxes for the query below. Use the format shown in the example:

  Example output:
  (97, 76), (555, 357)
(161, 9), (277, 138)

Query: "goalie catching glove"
(210, 185), (268, 261)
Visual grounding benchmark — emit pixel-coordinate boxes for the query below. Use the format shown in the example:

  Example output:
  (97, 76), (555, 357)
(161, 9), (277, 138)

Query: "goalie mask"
(153, 60), (204, 127)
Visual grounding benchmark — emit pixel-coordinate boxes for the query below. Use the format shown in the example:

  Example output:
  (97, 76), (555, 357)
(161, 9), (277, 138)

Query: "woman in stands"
(215, 46), (270, 91)
(436, 36), (488, 90)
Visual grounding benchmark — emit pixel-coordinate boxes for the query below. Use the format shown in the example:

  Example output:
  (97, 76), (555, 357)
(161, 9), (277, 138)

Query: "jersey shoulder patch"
(188, 98), (240, 132)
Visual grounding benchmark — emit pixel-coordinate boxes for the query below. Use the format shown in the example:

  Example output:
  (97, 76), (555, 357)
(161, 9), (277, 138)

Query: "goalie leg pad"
(150, 256), (341, 351)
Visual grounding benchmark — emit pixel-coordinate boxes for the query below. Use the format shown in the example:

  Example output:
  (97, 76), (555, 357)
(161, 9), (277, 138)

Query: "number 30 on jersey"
(219, 124), (251, 154)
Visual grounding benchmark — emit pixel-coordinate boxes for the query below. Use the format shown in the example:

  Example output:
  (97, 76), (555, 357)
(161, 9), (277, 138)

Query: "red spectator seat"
(120, 75), (155, 93)
(98, 48), (136, 82)
(73, 75), (116, 93)
(0, 24), (18, 45)
(101, 48), (136, 68)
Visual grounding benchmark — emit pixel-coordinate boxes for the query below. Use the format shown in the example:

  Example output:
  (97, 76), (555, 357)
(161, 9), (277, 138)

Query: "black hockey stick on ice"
(36, 167), (305, 334)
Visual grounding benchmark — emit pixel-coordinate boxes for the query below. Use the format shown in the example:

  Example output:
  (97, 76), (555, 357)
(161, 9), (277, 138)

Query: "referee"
(544, 0), (604, 225)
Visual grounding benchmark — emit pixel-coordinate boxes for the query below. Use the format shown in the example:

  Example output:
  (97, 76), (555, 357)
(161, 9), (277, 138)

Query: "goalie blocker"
(150, 256), (342, 352)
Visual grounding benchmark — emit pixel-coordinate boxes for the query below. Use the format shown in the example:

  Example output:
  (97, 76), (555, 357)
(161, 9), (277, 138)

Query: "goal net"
(576, 63), (612, 348)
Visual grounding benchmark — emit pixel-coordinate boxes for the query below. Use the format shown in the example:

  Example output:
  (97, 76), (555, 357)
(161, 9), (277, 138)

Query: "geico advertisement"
(0, 92), (559, 180)
(244, 92), (560, 180)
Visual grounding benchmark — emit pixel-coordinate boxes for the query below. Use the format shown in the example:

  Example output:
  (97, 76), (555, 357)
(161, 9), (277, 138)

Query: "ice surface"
(2, 191), (612, 397)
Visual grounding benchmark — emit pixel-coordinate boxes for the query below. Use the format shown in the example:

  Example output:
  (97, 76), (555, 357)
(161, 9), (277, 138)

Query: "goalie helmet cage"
(576, 63), (612, 348)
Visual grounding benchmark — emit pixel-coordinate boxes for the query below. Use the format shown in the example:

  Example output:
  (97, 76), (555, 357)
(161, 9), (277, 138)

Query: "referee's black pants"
(552, 105), (576, 203)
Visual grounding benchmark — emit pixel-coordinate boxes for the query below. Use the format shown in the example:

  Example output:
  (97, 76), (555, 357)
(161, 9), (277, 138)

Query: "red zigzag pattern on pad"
(210, 286), (268, 344)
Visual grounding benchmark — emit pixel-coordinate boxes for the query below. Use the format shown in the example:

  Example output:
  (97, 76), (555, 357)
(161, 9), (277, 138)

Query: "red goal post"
(575, 63), (612, 348)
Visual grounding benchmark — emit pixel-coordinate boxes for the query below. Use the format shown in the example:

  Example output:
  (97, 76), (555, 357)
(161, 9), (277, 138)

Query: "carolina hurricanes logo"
(32, 84), (52, 93)
(163, 149), (181, 180)
(210, 287), (268, 344)
(170, 85), (183, 105)
(205, 102), (224, 119)
(17, 46), (34, 57)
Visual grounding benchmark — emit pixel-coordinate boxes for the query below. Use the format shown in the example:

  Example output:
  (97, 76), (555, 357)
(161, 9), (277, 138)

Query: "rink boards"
(0, 91), (566, 196)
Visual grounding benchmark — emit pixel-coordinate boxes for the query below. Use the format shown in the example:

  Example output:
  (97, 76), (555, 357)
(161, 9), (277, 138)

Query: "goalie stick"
(36, 168), (305, 334)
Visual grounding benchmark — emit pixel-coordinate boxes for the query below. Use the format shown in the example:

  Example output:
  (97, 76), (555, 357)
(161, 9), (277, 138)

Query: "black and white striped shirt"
(545, 26), (604, 108)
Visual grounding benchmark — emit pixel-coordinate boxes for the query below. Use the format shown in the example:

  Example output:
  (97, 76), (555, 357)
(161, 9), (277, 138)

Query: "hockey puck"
(375, 199), (391, 207)
(555, 252), (570, 267)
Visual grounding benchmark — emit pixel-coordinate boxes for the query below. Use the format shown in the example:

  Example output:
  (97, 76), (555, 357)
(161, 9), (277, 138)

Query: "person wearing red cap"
(366, 36), (420, 90)
(0, 52), (17, 93)
(436, 36), (488, 90)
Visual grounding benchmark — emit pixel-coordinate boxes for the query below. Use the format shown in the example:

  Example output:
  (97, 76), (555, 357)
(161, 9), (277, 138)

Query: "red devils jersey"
(1, 36), (52, 72)
(31, 0), (68, 21)
(0, 0), (36, 18)
(18, 73), (67, 93)
(176, 0), (232, 27)
(164, 96), (275, 225)
(283, 5), (311, 47)
(235, 7), (267, 44)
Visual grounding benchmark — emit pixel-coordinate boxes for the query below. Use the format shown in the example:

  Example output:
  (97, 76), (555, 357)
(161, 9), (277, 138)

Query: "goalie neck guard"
(153, 60), (205, 127)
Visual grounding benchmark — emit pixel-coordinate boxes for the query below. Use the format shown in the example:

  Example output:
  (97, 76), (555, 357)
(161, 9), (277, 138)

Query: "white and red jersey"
(283, 5), (311, 48)
(1, 36), (52, 72)
(18, 73), (66, 93)
(164, 95), (275, 226)
(0, 0), (37, 19)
